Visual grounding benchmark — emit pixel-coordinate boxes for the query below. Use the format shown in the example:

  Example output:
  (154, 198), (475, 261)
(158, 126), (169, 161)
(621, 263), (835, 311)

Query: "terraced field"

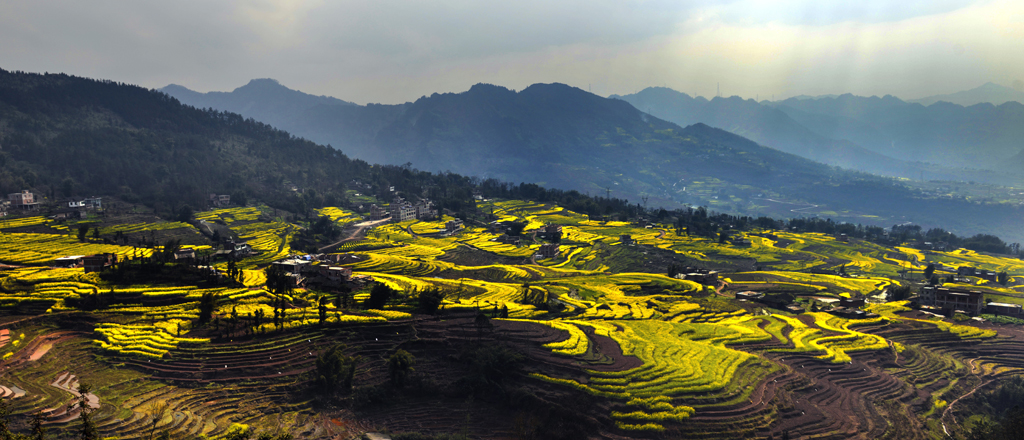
(1, 199), (1023, 439)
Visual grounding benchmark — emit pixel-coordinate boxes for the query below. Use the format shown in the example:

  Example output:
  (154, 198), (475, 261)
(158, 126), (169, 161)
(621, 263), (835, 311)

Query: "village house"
(369, 204), (388, 220)
(920, 286), (984, 315)
(620, 235), (635, 245)
(53, 255), (85, 268)
(730, 237), (752, 246)
(209, 194), (231, 208)
(675, 267), (719, 285)
(414, 199), (437, 220)
(735, 291), (764, 301)
(51, 208), (85, 221)
(214, 241), (253, 260)
(83, 253), (116, 273)
(445, 219), (464, 234)
(538, 243), (560, 259)
(304, 265), (353, 291)
(8, 190), (39, 210)
(538, 224), (562, 240)
(496, 234), (521, 246)
(173, 248), (196, 261)
(83, 197), (102, 209)
(986, 302), (1022, 317)
(839, 298), (866, 308)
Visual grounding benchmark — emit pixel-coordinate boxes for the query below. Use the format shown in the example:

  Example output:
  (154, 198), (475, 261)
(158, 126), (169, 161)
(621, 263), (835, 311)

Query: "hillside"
(909, 82), (1024, 107)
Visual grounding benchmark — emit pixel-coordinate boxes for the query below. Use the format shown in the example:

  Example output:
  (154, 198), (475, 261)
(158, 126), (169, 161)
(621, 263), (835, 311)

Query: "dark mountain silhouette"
(908, 82), (1024, 107)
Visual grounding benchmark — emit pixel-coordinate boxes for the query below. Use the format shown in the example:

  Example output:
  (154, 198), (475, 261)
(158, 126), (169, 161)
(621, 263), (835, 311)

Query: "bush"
(315, 344), (358, 395)
(417, 288), (445, 315)
(364, 282), (394, 310)
(388, 350), (416, 388)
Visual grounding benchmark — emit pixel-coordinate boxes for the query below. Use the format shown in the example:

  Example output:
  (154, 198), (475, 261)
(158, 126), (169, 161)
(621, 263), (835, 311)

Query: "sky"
(1, 0), (1022, 105)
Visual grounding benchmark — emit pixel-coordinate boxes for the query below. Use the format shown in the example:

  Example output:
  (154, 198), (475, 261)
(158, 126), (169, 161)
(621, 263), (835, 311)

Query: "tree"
(176, 204), (194, 222)
(890, 284), (912, 301)
(317, 296), (327, 325)
(77, 383), (98, 440)
(417, 288), (445, 315)
(265, 265), (293, 296)
(364, 282), (393, 310)
(387, 349), (416, 388)
(719, 232), (728, 244)
(923, 263), (935, 280)
(30, 410), (46, 440)
(77, 224), (89, 242)
(224, 424), (251, 440)
(0, 397), (11, 440)
(148, 401), (169, 440)
(198, 291), (217, 324)
(998, 271), (1009, 286)
(61, 177), (75, 197)
(315, 344), (358, 394)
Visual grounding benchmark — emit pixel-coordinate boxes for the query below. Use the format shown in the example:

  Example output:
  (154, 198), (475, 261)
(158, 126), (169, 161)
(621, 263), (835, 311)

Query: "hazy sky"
(2, 0), (1021, 104)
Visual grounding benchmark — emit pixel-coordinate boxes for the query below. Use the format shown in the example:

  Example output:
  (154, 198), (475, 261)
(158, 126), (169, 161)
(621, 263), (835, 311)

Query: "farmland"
(1, 200), (1023, 439)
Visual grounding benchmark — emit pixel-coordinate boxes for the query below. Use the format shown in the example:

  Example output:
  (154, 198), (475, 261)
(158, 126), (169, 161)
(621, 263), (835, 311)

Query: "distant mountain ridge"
(610, 88), (914, 177)
(770, 93), (1024, 169)
(613, 87), (1024, 187)
(908, 82), (1024, 107)
(162, 78), (1024, 240)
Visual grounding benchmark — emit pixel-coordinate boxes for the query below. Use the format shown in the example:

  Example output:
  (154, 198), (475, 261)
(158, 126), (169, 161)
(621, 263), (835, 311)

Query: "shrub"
(417, 288), (446, 314)
(315, 344), (358, 395)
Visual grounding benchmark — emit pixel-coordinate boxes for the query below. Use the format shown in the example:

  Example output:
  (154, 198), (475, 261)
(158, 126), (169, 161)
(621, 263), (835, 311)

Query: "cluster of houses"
(736, 291), (879, 318)
(956, 266), (999, 283)
(267, 253), (382, 291)
(369, 196), (437, 222)
(1, 190), (102, 220)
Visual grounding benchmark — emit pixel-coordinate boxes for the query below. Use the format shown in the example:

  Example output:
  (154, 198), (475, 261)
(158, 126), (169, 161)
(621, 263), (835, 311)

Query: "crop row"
(94, 322), (210, 358)
(194, 207), (263, 223)
(99, 221), (197, 235)
(0, 232), (152, 264)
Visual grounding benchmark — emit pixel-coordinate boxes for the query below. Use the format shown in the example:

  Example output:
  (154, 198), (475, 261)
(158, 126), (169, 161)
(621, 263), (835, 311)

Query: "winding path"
(318, 219), (391, 252)
(941, 378), (994, 436)
(755, 197), (820, 214)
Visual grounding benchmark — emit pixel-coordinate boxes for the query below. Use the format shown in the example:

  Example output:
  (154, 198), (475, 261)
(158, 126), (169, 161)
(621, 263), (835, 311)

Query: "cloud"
(0, 0), (1018, 104)
(705, 0), (980, 27)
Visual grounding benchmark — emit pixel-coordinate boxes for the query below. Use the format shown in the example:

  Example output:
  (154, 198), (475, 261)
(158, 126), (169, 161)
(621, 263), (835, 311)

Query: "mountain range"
(159, 78), (1024, 241)
(908, 82), (1024, 107)
(613, 88), (1024, 184)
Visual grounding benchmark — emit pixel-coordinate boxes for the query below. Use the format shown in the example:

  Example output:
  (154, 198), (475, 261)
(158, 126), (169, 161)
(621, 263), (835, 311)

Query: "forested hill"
(0, 69), (641, 219)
